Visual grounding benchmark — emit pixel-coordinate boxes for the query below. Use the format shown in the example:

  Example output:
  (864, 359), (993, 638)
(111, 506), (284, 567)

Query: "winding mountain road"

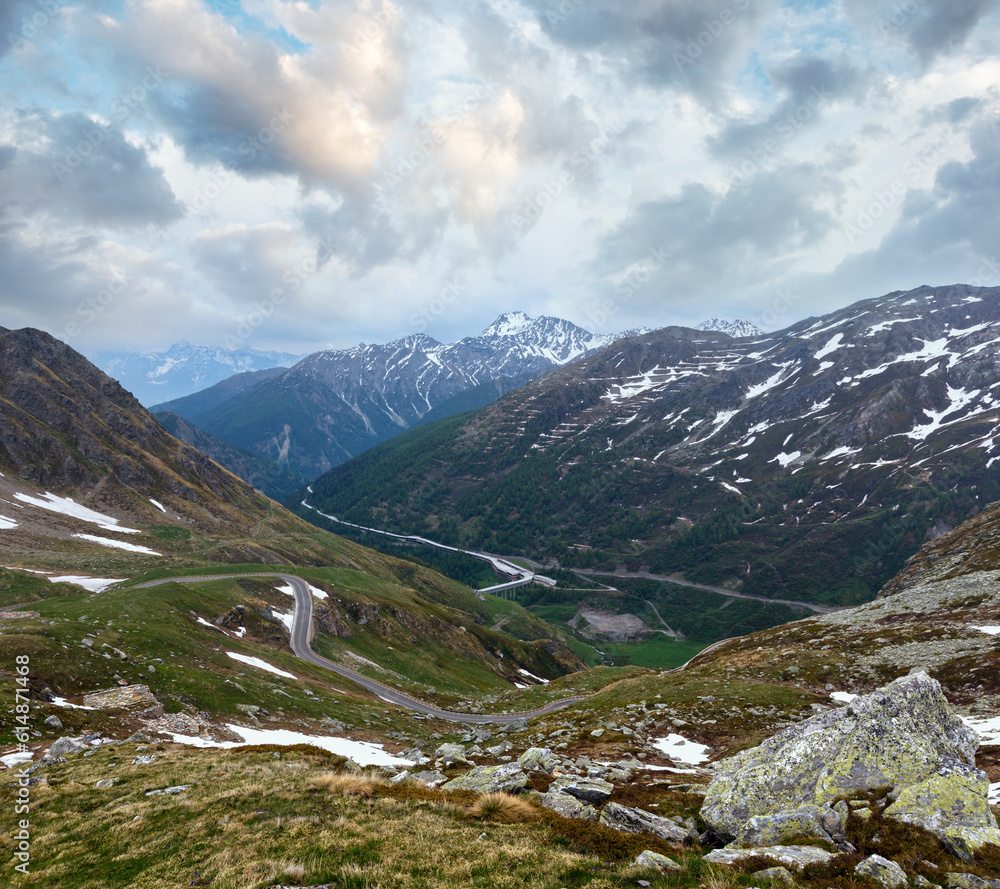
(136, 573), (583, 724)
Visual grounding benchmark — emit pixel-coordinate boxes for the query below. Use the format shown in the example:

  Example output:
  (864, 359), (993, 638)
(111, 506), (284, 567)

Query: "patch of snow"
(307, 583), (329, 600)
(907, 386), (981, 440)
(149, 499), (167, 514)
(972, 626), (1000, 636)
(653, 733), (710, 765)
(51, 697), (97, 710)
(770, 451), (802, 468)
(518, 668), (549, 684)
(225, 651), (297, 680)
(195, 617), (219, 630)
(863, 318), (921, 335)
(273, 610), (294, 632)
(72, 534), (161, 555)
(822, 446), (860, 461)
(275, 583), (296, 598)
(234, 627), (247, 638)
(48, 575), (124, 593)
(991, 783), (1000, 805)
(0, 515), (18, 530)
(814, 334), (846, 361)
(720, 481), (743, 495)
(963, 715), (1000, 746)
(1, 751), (34, 768)
(168, 725), (413, 767)
(13, 492), (141, 534)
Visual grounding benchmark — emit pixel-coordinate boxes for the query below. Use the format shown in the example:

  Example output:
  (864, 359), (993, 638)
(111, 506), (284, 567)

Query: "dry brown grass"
(312, 771), (387, 798)
(469, 792), (537, 823)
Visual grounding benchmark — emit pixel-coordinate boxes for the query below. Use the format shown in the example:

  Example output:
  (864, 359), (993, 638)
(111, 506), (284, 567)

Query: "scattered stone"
(409, 770), (448, 788)
(486, 742), (512, 756)
(517, 747), (558, 774)
(49, 737), (84, 757)
(441, 763), (528, 794)
(145, 785), (190, 797)
(539, 792), (598, 821)
(751, 866), (795, 886)
(501, 719), (528, 733)
(703, 846), (835, 872)
(590, 728), (605, 738)
(132, 755), (156, 765)
(435, 743), (472, 768)
(855, 854), (908, 889)
(95, 778), (118, 789)
(945, 875), (1000, 889)
(599, 802), (689, 844)
(549, 775), (614, 804)
(43, 715), (63, 730)
(81, 685), (158, 709)
(914, 877), (941, 889)
(633, 851), (681, 871)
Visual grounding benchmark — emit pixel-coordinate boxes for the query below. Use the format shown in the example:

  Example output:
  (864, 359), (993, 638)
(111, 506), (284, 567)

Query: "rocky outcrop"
(701, 672), (998, 856)
(598, 802), (690, 844)
(548, 775), (614, 804)
(703, 846), (836, 872)
(539, 792), (598, 821)
(81, 685), (158, 709)
(441, 763), (529, 794)
(633, 851), (680, 870)
(517, 747), (558, 774)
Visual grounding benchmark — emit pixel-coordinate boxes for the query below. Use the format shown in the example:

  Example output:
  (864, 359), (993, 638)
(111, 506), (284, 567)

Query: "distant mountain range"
(90, 340), (302, 406)
(696, 318), (764, 338)
(295, 284), (1000, 608)
(150, 312), (648, 480)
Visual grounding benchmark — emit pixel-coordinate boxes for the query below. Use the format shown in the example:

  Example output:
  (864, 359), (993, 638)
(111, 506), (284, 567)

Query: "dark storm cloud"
(709, 56), (871, 159)
(523, 0), (774, 101)
(0, 111), (183, 228)
(903, 0), (998, 65)
(596, 163), (841, 295)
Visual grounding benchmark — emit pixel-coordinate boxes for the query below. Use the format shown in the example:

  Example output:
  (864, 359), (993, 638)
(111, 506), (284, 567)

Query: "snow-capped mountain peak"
(481, 311), (533, 337)
(697, 318), (764, 338)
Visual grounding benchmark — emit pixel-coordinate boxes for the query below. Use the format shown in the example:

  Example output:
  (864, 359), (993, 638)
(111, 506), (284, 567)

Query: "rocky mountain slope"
(177, 312), (641, 479)
(297, 284), (1000, 608)
(153, 411), (305, 502)
(90, 340), (301, 406)
(696, 318), (764, 338)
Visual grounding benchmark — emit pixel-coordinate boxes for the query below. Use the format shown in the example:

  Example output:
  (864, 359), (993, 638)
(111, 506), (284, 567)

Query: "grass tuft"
(469, 792), (537, 823)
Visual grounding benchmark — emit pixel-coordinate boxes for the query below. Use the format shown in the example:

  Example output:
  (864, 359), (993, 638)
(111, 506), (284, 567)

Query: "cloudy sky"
(1, 0), (998, 355)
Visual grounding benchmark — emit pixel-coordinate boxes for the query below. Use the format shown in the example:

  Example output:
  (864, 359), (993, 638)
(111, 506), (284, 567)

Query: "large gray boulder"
(517, 747), (558, 774)
(855, 855), (908, 889)
(599, 802), (689, 844)
(701, 672), (997, 855)
(435, 743), (471, 768)
(48, 737), (84, 757)
(441, 762), (528, 794)
(730, 804), (840, 848)
(549, 775), (614, 804)
(539, 791), (598, 821)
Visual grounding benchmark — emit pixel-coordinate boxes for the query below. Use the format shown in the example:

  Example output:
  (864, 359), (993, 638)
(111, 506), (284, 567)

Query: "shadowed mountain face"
(167, 313), (639, 479)
(0, 326), (270, 536)
(296, 284), (1000, 607)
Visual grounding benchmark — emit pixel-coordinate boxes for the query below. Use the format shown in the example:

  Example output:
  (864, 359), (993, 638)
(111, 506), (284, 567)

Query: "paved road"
(136, 572), (583, 725)
(572, 569), (846, 615)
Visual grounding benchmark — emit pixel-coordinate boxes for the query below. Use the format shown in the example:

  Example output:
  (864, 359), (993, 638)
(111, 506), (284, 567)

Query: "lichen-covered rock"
(702, 672), (980, 842)
(539, 792), (598, 821)
(441, 763), (528, 794)
(731, 804), (835, 848)
(945, 874), (1000, 889)
(751, 866), (795, 886)
(48, 737), (84, 757)
(599, 802), (689, 844)
(633, 850), (680, 870)
(435, 743), (472, 768)
(517, 747), (558, 774)
(884, 771), (1000, 858)
(703, 845), (835, 872)
(549, 775), (614, 804)
(855, 854), (908, 889)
